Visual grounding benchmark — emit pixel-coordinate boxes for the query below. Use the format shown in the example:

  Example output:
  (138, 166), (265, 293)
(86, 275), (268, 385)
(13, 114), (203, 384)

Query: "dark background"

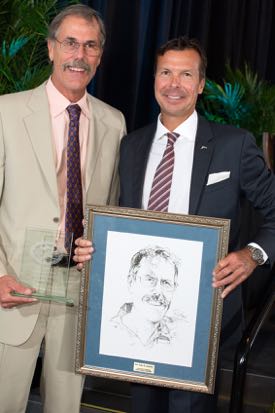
(80, 0), (275, 132)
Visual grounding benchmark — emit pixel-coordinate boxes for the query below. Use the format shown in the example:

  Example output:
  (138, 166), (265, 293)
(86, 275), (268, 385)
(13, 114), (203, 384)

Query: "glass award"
(12, 228), (74, 306)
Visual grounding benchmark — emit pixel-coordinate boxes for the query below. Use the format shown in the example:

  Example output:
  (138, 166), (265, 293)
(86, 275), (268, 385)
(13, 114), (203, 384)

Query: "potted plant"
(198, 64), (275, 148)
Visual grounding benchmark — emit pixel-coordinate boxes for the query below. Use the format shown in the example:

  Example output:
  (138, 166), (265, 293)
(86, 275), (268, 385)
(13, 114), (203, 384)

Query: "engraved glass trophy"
(13, 228), (74, 306)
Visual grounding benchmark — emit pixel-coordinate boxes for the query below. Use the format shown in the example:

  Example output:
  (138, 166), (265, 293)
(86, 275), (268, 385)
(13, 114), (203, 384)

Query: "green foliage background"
(0, 0), (78, 94)
(198, 64), (275, 145)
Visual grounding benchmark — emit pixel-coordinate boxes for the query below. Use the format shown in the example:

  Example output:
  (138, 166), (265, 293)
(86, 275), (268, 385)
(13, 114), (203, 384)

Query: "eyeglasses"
(55, 38), (101, 57)
(140, 275), (176, 292)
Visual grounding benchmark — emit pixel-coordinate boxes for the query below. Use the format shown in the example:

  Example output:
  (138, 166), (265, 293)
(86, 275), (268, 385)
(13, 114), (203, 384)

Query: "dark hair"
(155, 36), (207, 79)
(47, 4), (106, 48)
(128, 246), (179, 287)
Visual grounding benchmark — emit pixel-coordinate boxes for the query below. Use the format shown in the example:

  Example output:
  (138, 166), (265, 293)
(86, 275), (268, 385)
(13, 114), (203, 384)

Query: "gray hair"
(128, 246), (179, 286)
(47, 4), (106, 48)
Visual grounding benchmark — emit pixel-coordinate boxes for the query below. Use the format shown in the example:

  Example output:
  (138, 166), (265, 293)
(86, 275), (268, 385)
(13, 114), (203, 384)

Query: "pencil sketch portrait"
(111, 246), (181, 344)
(99, 231), (203, 367)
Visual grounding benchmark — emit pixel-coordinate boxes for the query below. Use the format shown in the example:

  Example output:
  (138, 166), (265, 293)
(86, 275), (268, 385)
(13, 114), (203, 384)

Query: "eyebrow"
(64, 37), (77, 41)
(64, 36), (98, 44)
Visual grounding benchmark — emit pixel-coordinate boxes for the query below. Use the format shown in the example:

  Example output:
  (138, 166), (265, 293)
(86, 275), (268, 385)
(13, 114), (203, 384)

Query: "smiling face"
(154, 49), (205, 130)
(48, 15), (102, 102)
(130, 256), (177, 323)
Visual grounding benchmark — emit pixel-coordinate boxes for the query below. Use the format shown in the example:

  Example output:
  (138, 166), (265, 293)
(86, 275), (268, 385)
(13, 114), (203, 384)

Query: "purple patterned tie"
(147, 132), (179, 212)
(65, 104), (83, 251)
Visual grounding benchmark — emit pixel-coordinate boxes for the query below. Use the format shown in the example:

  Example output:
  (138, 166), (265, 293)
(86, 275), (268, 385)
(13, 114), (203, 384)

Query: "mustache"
(62, 60), (91, 72)
(142, 293), (169, 307)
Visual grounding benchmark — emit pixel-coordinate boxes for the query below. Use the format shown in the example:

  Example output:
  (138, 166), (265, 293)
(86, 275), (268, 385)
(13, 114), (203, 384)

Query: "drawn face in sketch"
(129, 255), (177, 323)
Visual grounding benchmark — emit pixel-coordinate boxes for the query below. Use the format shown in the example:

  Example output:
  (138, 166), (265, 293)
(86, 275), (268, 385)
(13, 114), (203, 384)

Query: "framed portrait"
(76, 205), (230, 394)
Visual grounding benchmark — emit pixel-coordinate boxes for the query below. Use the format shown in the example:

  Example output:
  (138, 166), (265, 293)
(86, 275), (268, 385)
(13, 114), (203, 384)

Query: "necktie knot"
(66, 104), (81, 121)
(167, 132), (179, 146)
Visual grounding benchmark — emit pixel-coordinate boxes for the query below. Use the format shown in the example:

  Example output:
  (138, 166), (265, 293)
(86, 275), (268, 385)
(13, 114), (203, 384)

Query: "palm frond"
(199, 79), (249, 127)
(0, 0), (79, 93)
(198, 64), (275, 145)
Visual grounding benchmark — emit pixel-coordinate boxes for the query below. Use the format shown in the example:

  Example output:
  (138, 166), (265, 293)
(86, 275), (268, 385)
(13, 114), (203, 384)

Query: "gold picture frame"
(76, 205), (230, 394)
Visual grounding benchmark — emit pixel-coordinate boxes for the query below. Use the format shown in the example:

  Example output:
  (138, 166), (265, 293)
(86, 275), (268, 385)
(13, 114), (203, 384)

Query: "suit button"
(53, 217), (59, 223)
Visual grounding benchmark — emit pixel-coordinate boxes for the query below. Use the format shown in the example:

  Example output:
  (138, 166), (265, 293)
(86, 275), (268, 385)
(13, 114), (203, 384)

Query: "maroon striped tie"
(147, 132), (179, 212)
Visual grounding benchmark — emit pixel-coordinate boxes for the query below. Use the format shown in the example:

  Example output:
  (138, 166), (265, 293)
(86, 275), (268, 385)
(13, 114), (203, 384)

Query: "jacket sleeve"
(240, 132), (275, 264)
(0, 113), (9, 276)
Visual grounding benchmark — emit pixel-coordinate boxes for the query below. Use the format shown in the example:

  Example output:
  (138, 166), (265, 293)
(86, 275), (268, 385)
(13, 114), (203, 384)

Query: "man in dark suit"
(75, 36), (275, 412)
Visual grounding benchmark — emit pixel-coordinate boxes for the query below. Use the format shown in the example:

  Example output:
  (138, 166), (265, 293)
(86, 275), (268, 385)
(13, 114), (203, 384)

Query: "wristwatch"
(247, 245), (265, 266)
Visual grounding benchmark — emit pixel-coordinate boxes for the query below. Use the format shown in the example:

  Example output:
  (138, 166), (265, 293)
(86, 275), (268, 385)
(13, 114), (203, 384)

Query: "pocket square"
(206, 171), (230, 186)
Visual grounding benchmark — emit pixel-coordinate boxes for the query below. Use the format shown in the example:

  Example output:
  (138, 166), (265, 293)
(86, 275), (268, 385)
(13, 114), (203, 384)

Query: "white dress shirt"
(142, 111), (197, 213)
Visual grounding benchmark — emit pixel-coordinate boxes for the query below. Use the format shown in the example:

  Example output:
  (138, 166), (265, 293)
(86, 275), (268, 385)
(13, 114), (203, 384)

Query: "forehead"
(138, 256), (175, 274)
(156, 49), (201, 71)
(56, 15), (100, 40)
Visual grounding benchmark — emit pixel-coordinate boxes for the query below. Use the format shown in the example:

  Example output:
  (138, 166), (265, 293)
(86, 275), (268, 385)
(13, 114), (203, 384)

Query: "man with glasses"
(0, 4), (125, 413)
(99, 245), (192, 368)
(111, 246), (180, 348)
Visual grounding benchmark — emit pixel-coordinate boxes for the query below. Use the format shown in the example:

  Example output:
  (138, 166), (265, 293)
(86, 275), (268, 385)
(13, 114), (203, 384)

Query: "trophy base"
(11, 292), (74, 307)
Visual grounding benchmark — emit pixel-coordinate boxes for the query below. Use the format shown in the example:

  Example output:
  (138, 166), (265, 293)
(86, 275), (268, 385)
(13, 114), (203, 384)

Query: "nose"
(170, 74), (181, 87)
(153, 292), (163, 299)
(152, 280), (163, 294)
(74, 44), (85, 59)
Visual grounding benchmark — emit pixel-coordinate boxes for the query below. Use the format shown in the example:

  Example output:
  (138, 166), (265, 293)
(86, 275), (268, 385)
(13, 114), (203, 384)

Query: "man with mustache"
(111, 246), (180, 348)
(0, 4), (125, 413)
(75, 36), (275, 413)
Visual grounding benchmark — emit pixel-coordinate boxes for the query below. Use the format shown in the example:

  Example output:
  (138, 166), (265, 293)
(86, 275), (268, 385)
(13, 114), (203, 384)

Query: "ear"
(128, 281), (134, 295)
(198, 78), (205, 95)
(47, 39), (54, 62)
(95, 52), (102, 69)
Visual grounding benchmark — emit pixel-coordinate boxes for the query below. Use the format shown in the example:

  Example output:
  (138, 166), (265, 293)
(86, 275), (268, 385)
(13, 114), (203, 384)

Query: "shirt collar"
(155, 110), (198, 142)
(46, 77), (90, 119)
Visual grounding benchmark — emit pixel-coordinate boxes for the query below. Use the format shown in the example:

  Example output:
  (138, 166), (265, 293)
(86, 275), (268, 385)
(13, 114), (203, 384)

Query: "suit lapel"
(85, 97), (107, 194)
(24, 83), (59, 205)
(189, 116), (214, 214)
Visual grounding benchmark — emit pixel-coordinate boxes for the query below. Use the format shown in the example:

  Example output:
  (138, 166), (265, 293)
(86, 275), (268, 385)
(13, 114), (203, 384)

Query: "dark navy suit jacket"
(119, 115), (275, 346)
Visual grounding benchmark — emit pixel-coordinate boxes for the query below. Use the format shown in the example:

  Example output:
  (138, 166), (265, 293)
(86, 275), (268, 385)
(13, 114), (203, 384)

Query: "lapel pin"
(200, 145), (207, 150)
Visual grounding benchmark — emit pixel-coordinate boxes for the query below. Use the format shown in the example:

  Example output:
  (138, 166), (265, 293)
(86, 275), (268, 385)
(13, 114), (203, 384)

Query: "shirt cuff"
(248, 242), (268, 264)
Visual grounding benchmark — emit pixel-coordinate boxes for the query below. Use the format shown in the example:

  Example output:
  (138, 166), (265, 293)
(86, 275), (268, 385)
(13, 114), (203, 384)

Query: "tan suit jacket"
(0, 82), (126, 345)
